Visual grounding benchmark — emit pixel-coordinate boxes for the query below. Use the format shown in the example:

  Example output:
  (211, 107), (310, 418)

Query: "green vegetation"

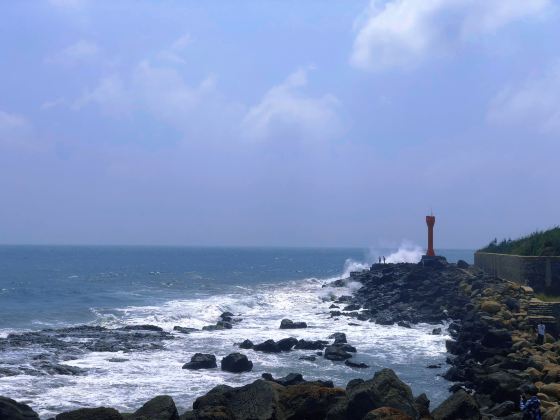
(479, 227), (560, 256)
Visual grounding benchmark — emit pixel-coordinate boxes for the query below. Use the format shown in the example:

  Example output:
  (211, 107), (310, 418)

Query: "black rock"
(253, 339), (281, 353)
(0, 397), (39, 419)
(173, 326), (197, 334)
(432, 328), (442, 335)
(239, 339), (254, 349)
(299, 355), (316, 361)
(481, 329), (512, 349)
(119, 324), (163, 332)
(261, 372), (304, 386)
(131, 395), (179, 420)
(427, 364), (441, 369)
(216, 321), (232, 329)
(182, 353), (217, 370)
(324, 345), (352, 361)
(328, 332), (347, 344)
(279, 319), (307, 329)
(343, 304), (361, 311)
(345, 360), (369, 368)
(294, 339), (326, 350)
(397, 321), (412, 328)
(55, 407), (123, 420)
(431, 389), (479, 420)
(277, 337), (298, 351)
(221, 353), (253, 373)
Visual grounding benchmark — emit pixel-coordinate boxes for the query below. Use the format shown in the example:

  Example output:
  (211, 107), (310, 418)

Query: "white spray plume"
(386, 241), (423, 263)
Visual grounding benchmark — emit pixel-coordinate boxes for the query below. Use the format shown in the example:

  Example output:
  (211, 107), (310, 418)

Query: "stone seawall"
(474, 252), (560, 294)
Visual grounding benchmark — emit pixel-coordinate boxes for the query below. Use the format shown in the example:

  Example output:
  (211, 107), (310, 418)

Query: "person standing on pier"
(536, 322), (546, 345)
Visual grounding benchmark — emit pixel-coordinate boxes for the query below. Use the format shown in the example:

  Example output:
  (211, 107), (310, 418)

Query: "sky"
(1, 0), (559, 249)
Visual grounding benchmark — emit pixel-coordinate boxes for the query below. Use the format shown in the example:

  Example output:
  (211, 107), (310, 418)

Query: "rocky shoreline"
(2, 259), (560, 419)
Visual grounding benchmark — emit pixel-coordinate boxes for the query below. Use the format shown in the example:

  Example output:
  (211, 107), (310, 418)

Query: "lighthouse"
(421, 213), (447, 266)
(426, 214), (436, 256)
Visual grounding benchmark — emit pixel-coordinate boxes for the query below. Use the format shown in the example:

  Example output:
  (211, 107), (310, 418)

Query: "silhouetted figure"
(378, 257), (382, 264)
(383, 256), (386, 264)
(537, 322), (546, 345)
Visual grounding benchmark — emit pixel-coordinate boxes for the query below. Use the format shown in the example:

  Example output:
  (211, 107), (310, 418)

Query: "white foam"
(0, 267), (451, 418)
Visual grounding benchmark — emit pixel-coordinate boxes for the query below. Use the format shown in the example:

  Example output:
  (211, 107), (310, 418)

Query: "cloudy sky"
(1, 0), (559, 249)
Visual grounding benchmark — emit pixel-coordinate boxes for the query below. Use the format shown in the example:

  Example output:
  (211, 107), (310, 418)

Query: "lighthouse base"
(419, 255), (448, 268)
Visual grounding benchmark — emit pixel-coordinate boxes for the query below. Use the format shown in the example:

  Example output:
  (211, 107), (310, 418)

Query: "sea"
(0, 245), (474, 418)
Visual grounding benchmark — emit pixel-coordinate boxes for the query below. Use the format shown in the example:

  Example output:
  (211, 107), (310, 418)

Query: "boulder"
(221, 353), (253, 373)
(432, 328), (442, 335)
(262, 373), (304, 386)
(478, 371), (527, 401)
(173, 326), (197, 334)
(363, 407), (413, 419)
(345, 360), (369, 368)
(414, 393), (430, 418)
(193, 379), (281, 419)
(324, 345), (353, 361)
(277, 383), (346, 419)
(279, 319), (307, 329)
(182, 353), (217, 370)
(277, 337), (298, 351)
(299, 355), (316, 361)
(0, 397), (39, 419)
(541, 383), (560, 400)
(480, 300), (501, 315)
(329, 332), (347, 344)
(431, 390), (479, 420)
(346, 368), (418, 419)
(481, 328), (512, 349)
(294, 339), (326, 350)
(131, 395), (179, 420)
(253, 339), (281, 353)
(486, 400), (515, 417)
(239, 339), (253, 349)
(55, 407), (123, 420)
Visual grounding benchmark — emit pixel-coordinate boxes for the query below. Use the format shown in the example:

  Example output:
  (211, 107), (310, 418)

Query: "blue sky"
(1, 0), (559, 248)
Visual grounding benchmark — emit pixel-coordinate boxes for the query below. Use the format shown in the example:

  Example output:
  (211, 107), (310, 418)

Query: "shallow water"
(0, 246), (474, 418)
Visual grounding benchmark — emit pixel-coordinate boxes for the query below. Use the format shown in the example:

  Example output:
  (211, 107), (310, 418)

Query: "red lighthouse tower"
(426, 214), (436, 256)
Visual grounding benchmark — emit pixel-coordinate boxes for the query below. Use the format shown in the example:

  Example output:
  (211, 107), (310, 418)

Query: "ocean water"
(0, 246), (474, 418)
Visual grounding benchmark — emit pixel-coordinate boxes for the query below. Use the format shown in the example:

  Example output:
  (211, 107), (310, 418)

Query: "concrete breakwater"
(475, 252), (560, 295)
(3, 260), (560, 419)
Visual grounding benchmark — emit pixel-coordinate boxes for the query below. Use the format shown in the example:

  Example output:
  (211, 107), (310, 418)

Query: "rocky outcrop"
(345, 369), (418, 419)
(129, 395), (179, 420)
(431, 390), (479, 420)
(0, 397), (39, 419)
(55, 407), (123, 420)
(220, 353), (253, 373)
(279, 319), (307, 329)
(182, 353), (217, 370)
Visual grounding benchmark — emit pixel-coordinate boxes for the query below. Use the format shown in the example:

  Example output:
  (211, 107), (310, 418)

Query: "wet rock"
(182, 353), (217, 370)
(130, 395), (179, 420)
(0, 396), (39, 419)
(221, 353), (253, 373)
(173, 326), (197, 334)
(215, 321), (232, 329)
(426, 364), (441, 369)
(329, 304), (340, 309)
(328, 332), (347, 344)
(277, 337), (298, 351)
(324, 345), (353, 361)
(253, 339), (281, 353)
(346, 368), (418, 419)
(201, 325), (223, 331)
(432, 328), (442, 335)
(362, 407), (413, 419)
(345, 359), (369, 368)
(414, 393), (430, 418)
(279, 319), (307, 329)
(299, 355), (316, 361)
(397, 321), (411, 328)
(238, 339), (253, 349)
(262, 372), (304, 386)
(278, 383), (346, 419)
(478, 371), (527, 402)
(294, 339), (326, 350)
(431, 390), (479, 420)
(343, 304), (361, 311)
(32, 361), (85, 376)
(108, 358), (129, 363)
(193, 380), (281, 419)
(55, 407), (123, 420)
(119, 325), (163, 332)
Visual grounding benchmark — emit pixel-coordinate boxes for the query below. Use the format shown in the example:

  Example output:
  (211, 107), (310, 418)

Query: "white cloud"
(158, 34), (192, 64)
(488, 62), (560, 134)
(47, 40), (101, 66)
(242, 69), (341, 142)
(351, 0), (550, 71)
(74, 75), (131, 116)
(0, 110), (31, 146)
